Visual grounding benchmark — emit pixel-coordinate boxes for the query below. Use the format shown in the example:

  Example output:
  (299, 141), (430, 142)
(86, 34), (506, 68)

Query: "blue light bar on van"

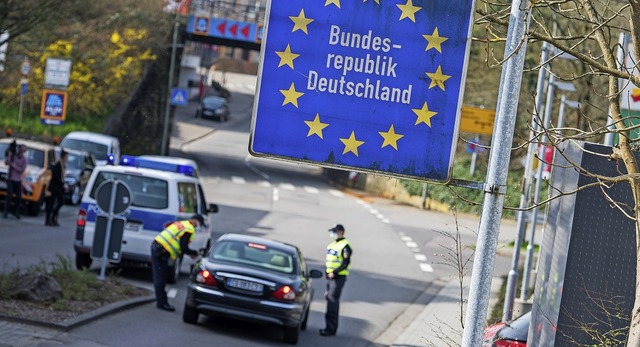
(106, 154), (116, 165)
(119, 155), (195, 176)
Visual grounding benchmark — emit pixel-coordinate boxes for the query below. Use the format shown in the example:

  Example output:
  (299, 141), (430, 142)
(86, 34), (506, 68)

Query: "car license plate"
(124, 222), (141, 232)
(227, 278), (263, 292)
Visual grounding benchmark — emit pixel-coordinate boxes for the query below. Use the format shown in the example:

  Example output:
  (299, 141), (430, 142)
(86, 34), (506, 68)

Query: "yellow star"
(280, 83), (304, 108)
(340, 131), (365, 156)
(275, 44), (300, 70)
(379, 125), (404, 150)
(426, 66), (451, 91)
(412, 102), (438, 127)
(363, 0), (380, 4)
(289, 9), (314, 34)
(304, 114), (329, 138)
(396, 0), (421, 22)
(423, 28), (448, 53)
(325, 0), (341, 8)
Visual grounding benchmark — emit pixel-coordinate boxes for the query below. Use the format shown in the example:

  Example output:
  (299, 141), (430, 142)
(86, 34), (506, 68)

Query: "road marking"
(414, 254), (427, 261)
(420, 263), (434, 272)
(381, 218), (390, 224)
(259, 180), (271, 187)
(231, 176), (246, 184)
(369, 208), (379, 214)
(401, 236), (413, 242)
(406, 241), (419, 248)
(273, 188), (279, 201)
(304, 186), (319, 194)
(329, 189), (344, 197)
(280, 183), (295, 190)
(167, 288), (178, 298)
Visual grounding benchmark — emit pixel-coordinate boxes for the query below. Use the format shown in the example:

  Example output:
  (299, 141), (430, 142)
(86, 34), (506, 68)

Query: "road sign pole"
(18, 81), (26, 123)
(99, 180), (119, 280)
(461, 0), (533, 345)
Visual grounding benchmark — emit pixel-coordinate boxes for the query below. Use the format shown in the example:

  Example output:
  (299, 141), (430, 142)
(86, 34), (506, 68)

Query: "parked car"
(183, 233), (324, 345)
(56, 147), (96, 205)
(60, 131), (120, 166)
(195, 96), (230, 121)
(482, 311), (530, 347)
(0, 138), (55, 216)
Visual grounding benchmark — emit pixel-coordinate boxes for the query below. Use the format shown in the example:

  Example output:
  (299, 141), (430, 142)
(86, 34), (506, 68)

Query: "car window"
(0, 143), (8, 160)
(178, 182), (197, 213)
(202, 97), (224, 108)
(90, 171), (168, 209)
(211, 241), (295, 274)
(26, 148), (45, 167)
(67, 153), (83, 170)
(61, 139), (108, 160)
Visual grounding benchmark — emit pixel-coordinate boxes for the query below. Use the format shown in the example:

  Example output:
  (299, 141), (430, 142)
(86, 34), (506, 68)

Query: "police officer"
(320, 224), (352, 336)
(151, 214), (205, 311)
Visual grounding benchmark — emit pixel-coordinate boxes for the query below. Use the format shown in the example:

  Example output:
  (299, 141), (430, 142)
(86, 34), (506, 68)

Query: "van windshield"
(61, 139), (108, 160)
(90, 171), (168, 209)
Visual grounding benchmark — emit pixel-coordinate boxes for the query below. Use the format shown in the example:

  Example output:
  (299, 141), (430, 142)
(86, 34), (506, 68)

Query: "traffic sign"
(20, 79), (28, 96)
(250, 0), (474, 182)
(460, 106), (496, 135)
(20, 61), (31, 76)
(91, 215), (125, 262)
(96, 180), (131, 215)
(187, 16), (259, 43)
(40, 90), (68, 126)
(170, 88), (188, 106)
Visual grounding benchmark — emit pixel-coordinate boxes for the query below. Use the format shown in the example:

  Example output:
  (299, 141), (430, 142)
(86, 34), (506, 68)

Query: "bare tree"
(475, 0), (640, 345)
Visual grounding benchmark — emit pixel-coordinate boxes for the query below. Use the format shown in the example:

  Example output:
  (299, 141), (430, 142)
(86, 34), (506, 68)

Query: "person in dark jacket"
(4, 143), (27, 219)
(45, 149), (67, 226)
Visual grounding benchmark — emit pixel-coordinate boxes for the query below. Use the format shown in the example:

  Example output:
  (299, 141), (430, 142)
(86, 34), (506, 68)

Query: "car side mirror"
(208, 203), (219, 214)
(309, 269), (324, 279)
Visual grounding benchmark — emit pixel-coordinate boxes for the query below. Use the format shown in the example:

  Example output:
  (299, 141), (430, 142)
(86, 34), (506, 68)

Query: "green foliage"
(401, 152), (523, 218)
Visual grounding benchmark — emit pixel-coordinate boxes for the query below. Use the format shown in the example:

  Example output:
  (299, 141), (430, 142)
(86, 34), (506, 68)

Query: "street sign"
(40, 90), (68, 126)
(44, 58), (72, 89)
(91, 215), (125, 262)
(20, 79), (28, 96)
(20, 61), (31, 76)
(170, 88), (188, 106)
(250, 0), (474, 182)
(460, 106), (496, 135)
(187, 15), (259, 43)
(96, 180), (132, 215)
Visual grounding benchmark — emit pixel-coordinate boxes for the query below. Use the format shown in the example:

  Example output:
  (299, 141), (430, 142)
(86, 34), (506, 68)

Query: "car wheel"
(167, 256), (182, 284)
(283, 324), (300, 345)
(301, 306), (310, 330)
(70, 185), (81, 205)
(75, 252), (92, 270)
(183, 303), (199, 324)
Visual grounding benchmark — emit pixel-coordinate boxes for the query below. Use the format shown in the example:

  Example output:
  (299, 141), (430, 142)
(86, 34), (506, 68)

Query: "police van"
(73, 156), (217, 283)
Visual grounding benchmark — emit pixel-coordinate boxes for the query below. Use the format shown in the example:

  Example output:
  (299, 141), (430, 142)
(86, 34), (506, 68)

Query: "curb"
(0, 295), (155, 332)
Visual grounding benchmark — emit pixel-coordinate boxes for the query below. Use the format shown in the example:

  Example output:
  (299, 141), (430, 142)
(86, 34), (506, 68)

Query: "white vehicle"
(120, 155), (200, 178)
(60, 131), (121, 166)
(73, 163), (217, 283)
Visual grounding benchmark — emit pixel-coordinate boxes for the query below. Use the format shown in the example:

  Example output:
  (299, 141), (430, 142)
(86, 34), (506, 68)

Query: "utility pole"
(160, 5), (182, 156)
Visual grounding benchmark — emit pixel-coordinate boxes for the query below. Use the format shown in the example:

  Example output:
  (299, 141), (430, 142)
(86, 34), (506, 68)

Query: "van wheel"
(167, 256), (182, 284)
(76, 252), (92, 270)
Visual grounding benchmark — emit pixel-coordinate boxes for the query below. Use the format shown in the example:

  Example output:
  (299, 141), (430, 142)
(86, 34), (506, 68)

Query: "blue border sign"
(250, 0), (474, 182)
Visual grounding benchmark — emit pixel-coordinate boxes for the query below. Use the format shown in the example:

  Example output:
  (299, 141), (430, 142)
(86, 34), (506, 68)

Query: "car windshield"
(61, 139), (108, 160)
(210, 241), (295, 275)
(66, 153), (83, 170)
(90, 171), (168, 209)
(26, 148), (44, 167)
(202, 97), (224, 108)
(0, 143), (8, 161)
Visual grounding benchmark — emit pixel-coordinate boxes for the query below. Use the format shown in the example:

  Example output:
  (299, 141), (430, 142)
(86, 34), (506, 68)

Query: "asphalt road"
(0, 73), (519, 347)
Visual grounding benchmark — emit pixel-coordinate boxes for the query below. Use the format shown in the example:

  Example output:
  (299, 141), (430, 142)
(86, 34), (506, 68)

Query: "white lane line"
(381, 218), (390, 224)
(401, 236), (413, 242)
(376, 213), (385, 219)
(406, 241), (419, 248)
(280, 183), (295, 191)
(304, 186), (319, 194)
(420, 263), (434, 272)
(369, 209), (379, 214)
(414, 254), (428, 261)
(231, 176), (246, 184)
(167, 288), (178, 298)
(259, 180), (271, 187)
(329, 189), (344, 197)
(273, 188), (279, 201)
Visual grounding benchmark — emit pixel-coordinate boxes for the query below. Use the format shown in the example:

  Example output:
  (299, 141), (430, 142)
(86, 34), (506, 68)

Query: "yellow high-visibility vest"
(154, 221), (195, 260)
(326, 239), (351, 276)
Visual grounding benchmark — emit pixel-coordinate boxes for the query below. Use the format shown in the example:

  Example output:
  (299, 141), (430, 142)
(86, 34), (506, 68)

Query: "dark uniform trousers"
(325, 275), (347, 334)
(151, 242), (170, 307)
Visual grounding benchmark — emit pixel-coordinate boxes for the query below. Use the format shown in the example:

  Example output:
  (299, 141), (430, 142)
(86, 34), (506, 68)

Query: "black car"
(183, 233), (323, 345)
(482, 311), (530, 347)
(56, 147), (96, 205)
(195, 95), (230, 121)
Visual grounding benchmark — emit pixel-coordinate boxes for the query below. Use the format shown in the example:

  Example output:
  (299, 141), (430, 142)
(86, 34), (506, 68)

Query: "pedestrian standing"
(4, 143), (27, 219)
(45, 149), (68, 226)
(320, 224), (353, 337)
(151, 214), (205, 311)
